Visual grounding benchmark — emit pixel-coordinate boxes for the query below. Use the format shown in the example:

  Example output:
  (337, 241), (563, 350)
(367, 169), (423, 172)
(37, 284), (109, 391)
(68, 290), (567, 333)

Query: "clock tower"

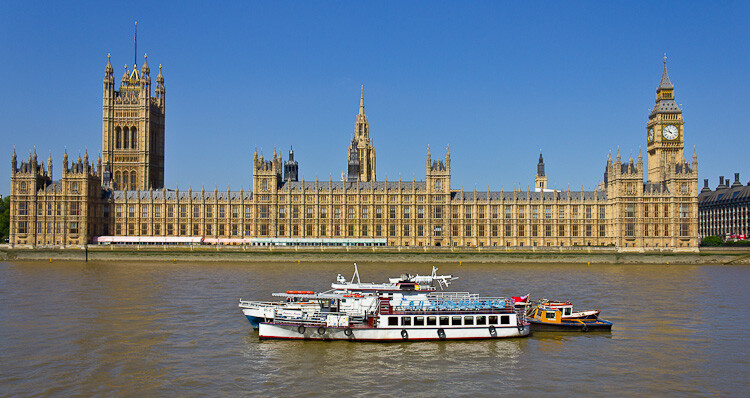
(646, 55), (684, 182)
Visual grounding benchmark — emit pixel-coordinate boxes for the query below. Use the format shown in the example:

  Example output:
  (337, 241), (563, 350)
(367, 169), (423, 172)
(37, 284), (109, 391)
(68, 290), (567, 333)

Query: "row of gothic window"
(114, 171), (137, 190)
(114, 126), (138, 149)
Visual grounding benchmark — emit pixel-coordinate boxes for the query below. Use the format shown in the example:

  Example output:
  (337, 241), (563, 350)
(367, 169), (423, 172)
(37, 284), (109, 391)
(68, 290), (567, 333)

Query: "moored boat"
(258, 294), (530, 341)
(526, 302), (612, 332)
(240, 264), (458, 328)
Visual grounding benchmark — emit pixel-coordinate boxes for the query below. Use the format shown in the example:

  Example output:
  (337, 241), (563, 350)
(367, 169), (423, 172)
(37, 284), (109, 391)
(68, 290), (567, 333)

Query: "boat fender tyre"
(517, 324), (525, 333)
(437, 328), (446, 340)
(489, 325), (497, 337)
(582, 324), (589, 332)
(297, 325), (306, 334)
(401, 329), (408, 340)
(317, 326), (326, 335)
(344, 327), (353, 337)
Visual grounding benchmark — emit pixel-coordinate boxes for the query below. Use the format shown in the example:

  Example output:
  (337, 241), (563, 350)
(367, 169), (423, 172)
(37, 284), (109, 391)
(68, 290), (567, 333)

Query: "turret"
(11, 148), (17, 176)
(284, 146), (299, 182)
(140, 54), (151, 98)
(103, 54), (114, 98)
(347, 145), (360, 182)
(155, 64), (165, 101)
(121, 64), (129, 86)
(638, 150), (643, 171)
(62, 149), (68, 175)
(426, 145), (431, 171)
(47, 151), (53, 178)
(535, 151), (548, 191)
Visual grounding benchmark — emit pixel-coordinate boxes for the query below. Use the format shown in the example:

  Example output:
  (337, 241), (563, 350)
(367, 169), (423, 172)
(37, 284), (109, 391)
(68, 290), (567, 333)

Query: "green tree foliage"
(700, 236), (723, 247)
(0, 196), (9, 242)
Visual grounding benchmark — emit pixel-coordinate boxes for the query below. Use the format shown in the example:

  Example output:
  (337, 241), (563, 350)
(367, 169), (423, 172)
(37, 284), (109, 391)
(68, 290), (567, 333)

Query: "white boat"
(240, 264), (458, 328)
(258, 294), (530, 341)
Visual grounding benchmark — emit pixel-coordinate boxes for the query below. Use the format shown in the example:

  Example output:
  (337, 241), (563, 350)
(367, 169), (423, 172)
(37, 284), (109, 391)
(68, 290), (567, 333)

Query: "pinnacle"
(659, 53), (674, 90)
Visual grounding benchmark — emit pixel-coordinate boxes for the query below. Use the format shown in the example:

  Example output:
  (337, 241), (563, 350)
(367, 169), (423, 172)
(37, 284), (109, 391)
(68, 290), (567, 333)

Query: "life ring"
(401, 329), (408, 340)
(344, 327), (353, 337)
(437, 328), (446, 340)
(317, 326), (326, 335)
(297, 325), (306, 334)
(489, 325), (497, 337)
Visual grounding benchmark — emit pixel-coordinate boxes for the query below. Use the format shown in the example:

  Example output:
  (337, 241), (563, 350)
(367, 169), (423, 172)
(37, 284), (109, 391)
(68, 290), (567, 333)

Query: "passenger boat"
(239, 264), (458, 328)
(526, 302), (612, 332)
(258, 292), (530, 341)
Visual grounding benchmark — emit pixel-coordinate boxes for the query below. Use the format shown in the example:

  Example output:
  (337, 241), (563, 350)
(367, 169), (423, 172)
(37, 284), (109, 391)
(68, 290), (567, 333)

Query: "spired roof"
(658, 54), (673, 90)
(650, 55), (681, 117)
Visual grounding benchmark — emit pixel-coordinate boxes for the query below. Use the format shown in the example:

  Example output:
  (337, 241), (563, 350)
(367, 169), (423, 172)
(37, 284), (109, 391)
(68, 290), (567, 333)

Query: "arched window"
(115, 126), (122, 149)
(131, 127), (137, 149)
(131, 171), (137, 190)
(122, 172), (129, 188)
(123, 127), (129, 149)
(114, 171), (121, 187)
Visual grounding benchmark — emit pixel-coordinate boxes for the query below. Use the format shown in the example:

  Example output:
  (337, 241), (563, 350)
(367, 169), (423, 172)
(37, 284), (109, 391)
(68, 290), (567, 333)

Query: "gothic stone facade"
(8, 55), (699, 251)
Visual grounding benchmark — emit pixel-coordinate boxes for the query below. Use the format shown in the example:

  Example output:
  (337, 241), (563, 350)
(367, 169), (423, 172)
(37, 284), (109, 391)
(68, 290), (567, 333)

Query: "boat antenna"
(351, 263), (361, 284)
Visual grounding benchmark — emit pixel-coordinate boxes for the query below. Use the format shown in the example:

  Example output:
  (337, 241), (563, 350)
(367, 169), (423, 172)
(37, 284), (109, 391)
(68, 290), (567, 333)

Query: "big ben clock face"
(662, 125), (679, 140)
(647, 128), (654, 142)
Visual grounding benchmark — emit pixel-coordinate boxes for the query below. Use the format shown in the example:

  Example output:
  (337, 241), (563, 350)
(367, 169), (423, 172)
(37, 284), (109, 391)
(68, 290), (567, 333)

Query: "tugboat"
(526, 301), (612, 332)
(258, 293), (530, 341)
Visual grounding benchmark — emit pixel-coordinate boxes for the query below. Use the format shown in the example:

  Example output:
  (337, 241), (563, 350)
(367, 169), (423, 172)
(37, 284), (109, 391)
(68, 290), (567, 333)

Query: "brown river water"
(0, 261), (748, 396)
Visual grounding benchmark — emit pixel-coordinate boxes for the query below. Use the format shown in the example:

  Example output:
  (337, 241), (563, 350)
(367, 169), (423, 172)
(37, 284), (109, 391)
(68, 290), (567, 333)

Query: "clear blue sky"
(1, 1), (748, 196)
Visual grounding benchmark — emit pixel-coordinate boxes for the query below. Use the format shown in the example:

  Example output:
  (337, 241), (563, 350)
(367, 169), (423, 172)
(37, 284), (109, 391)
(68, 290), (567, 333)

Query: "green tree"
(700, 235), (723, 247)
(0, 196), (9, 242)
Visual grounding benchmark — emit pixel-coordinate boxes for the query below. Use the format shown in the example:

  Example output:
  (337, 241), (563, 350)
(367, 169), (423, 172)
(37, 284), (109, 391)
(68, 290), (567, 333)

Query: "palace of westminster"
(8, 48), (700, 250)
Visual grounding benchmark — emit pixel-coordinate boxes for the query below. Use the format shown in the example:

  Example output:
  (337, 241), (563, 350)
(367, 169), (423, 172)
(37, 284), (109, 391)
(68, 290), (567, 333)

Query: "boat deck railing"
(239, 300), (280, 309)
(390, 296), (516, 313)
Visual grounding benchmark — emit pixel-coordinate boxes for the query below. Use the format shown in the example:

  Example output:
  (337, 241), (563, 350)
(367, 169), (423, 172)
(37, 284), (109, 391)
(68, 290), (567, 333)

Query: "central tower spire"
(359, 85), (365, 115)
(347, 86), (376, 182)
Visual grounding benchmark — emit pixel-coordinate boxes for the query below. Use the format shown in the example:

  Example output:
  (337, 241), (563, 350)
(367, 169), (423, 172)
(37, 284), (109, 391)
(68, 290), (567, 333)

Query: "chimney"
(701, 179), (711, 193)
(732, 173), (742, 188)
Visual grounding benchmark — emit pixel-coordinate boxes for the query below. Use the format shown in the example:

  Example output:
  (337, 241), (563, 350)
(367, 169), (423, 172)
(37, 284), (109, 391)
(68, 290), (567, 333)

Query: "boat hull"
(259, 322), (530, 341)
(528, 318), (612, 332)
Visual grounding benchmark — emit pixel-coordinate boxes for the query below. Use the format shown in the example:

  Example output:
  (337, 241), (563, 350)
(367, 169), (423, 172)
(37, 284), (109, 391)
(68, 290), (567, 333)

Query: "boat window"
(489, 315), (499, 325)
(452, 316), (462, 325)
(401, 317), (412, 326)
(545, 311), (556, 319)
(476, 316), (487, 325)
(426, 316), (437, 326)
(414, 316), (425, 326)
(388, 316), (399, 326)
(500, 315), (510, 325)
(464, 316), (474, 325)
(564, 308), (572, 316)
(439, 316), (450, 326)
